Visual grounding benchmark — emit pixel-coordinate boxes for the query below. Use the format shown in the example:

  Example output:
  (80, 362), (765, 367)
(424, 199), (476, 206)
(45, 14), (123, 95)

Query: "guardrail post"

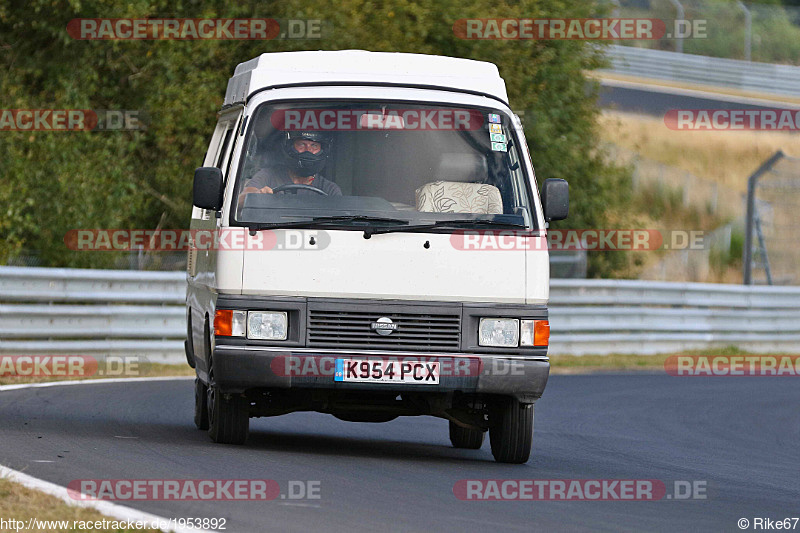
(737, 1), (752, 61)
(669, 0), (685, 53)
(744, 151), (784, 285)
(607, 0), (620, 18)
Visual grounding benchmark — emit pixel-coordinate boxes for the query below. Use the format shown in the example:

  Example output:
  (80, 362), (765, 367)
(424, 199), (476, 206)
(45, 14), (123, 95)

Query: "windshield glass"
(233, 101), (535, 229)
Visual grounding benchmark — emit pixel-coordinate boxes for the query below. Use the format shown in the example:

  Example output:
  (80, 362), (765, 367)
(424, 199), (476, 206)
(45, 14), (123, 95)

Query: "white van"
(185, 50), (568, 463)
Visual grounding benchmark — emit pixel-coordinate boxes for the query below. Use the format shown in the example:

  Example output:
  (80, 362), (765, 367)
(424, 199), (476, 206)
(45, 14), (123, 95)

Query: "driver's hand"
(240, 185), (273, 196)
(237, 185), (273, 209)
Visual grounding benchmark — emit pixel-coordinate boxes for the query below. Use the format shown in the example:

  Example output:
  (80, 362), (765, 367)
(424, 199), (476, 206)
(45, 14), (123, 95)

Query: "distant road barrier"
(602, 44), (800, 98)
(2, 266), (798, 360)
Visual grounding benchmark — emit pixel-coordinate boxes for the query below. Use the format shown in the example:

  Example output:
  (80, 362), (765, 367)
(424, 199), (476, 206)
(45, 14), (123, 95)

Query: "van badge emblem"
(371, 317), (397, 336)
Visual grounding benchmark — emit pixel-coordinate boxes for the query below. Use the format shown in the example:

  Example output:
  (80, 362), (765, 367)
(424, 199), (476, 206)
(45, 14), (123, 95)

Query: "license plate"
(334, 359), (440, 384)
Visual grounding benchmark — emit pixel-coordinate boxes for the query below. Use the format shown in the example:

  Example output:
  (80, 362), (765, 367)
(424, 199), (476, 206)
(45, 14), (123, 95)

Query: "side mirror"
(541, 178), (569, 222)
(193, 167), (224, 211)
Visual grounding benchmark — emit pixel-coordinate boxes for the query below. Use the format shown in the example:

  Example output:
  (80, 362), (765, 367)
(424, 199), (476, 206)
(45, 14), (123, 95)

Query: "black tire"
(489, 398), (534, 464)
(184, 339), (196, 368)
(449, 420), (485, 449)
(184, 313), (196, 368)
(207, 385), (249, 445)
(194, 377), (209, 430)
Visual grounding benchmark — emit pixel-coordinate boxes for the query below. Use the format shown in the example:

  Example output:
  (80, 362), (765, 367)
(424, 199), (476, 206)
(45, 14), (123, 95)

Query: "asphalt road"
(1, 375), (798, 532)
(597, 83), (796, 116)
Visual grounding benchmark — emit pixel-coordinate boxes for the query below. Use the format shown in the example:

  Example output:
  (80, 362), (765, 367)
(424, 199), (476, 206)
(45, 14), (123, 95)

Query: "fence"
(2, 266), (799, 359)
(609, 0), (800, 65)
(744, 151), (800, 286)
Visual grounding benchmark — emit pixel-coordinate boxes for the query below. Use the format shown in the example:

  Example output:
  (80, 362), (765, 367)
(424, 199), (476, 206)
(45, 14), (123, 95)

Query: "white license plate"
(334, 359), (440, 384)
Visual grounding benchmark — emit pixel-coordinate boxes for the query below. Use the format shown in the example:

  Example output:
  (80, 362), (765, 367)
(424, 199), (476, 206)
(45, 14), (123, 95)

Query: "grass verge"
(0, 478), (160, 533)
(599, 111), (800, 192)
(4, 350), (795, 382)
(0, 362), (194, 387)
(549, 346), (795, 374)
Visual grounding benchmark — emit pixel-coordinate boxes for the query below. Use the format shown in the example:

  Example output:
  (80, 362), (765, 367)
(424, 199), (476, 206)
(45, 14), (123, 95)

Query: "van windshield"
(233, 101), (536, 230)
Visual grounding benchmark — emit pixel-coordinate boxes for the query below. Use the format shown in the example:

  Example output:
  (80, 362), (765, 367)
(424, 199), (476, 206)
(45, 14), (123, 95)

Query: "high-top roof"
(224, 50), (508, 107)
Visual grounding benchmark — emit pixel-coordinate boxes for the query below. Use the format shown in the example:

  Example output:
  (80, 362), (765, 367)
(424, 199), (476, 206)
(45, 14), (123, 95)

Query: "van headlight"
(479, 318), (519, 347)
(247, 311), (288, 340)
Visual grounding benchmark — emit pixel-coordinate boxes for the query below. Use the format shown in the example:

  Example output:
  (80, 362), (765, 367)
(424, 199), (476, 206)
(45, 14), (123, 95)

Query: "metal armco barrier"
(0, 267), (186, 363)
(602, 45), (800, 98)
(2, 266), (799, 360)
(548, 279), (800, 355)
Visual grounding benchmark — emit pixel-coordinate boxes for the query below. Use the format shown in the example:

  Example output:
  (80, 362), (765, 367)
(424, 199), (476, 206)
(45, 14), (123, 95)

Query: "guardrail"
(602, 45), (800, 98)
(0, 267), (186, 363)
(2, 266), (799, 360)
(548, 279), (800, 355)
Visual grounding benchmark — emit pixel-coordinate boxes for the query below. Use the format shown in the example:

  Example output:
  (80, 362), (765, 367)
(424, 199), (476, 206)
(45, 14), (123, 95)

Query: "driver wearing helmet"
(239, 130), (342, 202)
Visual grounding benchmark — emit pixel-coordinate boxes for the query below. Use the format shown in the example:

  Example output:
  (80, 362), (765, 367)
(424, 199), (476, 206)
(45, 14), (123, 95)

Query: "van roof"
(224, 50), (508, 107)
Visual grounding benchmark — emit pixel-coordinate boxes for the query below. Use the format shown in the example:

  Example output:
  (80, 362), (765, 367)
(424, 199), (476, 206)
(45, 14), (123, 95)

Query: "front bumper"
(211, 345), (549, 403)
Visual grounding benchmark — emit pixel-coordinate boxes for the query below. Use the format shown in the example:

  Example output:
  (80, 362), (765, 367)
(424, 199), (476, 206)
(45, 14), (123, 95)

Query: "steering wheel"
(271, 184), (329, 196)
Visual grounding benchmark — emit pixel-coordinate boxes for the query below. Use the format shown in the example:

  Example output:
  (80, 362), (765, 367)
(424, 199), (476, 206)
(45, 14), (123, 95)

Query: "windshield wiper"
(363, 218), (527, 237)
(248, 215), (410, 234)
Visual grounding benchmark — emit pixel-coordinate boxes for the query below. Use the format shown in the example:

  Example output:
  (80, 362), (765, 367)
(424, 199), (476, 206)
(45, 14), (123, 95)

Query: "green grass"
(0, 362), (194, 386)
(550, 346), (795, 373)
(0, 478), (160, 533)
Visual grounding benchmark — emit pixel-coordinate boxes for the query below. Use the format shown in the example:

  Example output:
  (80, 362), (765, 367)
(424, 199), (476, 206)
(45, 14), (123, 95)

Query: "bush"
(1, 0), (630, 275)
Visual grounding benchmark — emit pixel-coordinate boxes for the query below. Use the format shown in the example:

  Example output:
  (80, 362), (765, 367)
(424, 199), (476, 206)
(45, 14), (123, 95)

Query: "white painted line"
(0, 465), (210, 533)
(596, 76), (800, 109)
(1, 376), (208, 533)
(278, 502), (322, 508)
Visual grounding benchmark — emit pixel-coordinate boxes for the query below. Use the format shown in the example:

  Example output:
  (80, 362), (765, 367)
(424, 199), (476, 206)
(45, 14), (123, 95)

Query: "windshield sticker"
(489, 123), (502, 134)
(490, 133), (506, 143)
(491, 142), (507, 152)
(488, 113), (501, 123)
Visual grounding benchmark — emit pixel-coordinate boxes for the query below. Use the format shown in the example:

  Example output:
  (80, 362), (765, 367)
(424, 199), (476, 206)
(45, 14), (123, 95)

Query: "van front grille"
(307, 307), (461, 352)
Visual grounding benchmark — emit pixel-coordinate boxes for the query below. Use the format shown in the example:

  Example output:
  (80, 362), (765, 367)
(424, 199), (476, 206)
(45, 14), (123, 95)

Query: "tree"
(0, 0), (629, 275)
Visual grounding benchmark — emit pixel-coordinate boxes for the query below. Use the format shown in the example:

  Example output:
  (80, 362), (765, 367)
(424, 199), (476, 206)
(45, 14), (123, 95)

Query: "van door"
(188, 110), (243, 281)
(188, 108), (243, 368)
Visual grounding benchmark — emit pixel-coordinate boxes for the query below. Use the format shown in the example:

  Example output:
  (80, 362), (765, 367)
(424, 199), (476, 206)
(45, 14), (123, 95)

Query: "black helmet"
(282, 131), (332, 177)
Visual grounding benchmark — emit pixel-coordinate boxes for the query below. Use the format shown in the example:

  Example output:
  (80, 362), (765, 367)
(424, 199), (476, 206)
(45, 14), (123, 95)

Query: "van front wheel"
(489, 398), (533, 464)
(207, 385), (249, 445)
